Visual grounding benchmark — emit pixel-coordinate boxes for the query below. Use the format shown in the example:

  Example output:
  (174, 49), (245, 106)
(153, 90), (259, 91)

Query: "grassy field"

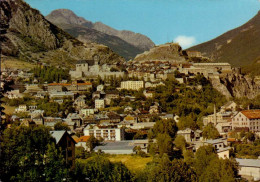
(107, 154), (153, 173)
(3, 104), (16, 115)
(1, 58), (35, 70)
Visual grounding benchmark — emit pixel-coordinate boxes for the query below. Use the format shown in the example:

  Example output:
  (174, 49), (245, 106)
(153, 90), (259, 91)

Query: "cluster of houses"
(2, 58), (260, 180)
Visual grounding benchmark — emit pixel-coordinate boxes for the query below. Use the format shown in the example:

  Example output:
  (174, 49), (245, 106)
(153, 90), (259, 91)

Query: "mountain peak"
(46, 9), (155, 59)
(46, 9), (91, 25)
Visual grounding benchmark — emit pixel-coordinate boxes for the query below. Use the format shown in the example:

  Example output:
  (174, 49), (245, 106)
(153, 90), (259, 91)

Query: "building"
(6, 90), (24, 99)
(104, 91), (119, 105)
(120, 81), (144, 90)
(93, 140), (149, 154)
(95, 99), (105, 109)
(15, 105), (27, 113)
(236, 158), (260, 181)
(49, 91), (75, 100)
(94, 141), (135, 154)
(177, 128), (202, 142)
(69, 59), (124, 79)
(84, 125), (125, 141)
(80, 108), (95, 117)
(192, 138), (230, 159)
(50, 130), (76, 169)
(75, 136), (90, 151)
(48, 82), (92, 92)
(232, 110), (260, 132)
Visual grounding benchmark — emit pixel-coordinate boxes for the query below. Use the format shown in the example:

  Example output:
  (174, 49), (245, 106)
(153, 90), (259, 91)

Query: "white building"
(236, 158), (260, 181)
(84, 125), (124, 141)
(15, 105), (28, 113)
(120, 81), (144, 90)
(80, 108), (95, 116)
(232, 110), (260, 132)
(95, 99), (105, 109)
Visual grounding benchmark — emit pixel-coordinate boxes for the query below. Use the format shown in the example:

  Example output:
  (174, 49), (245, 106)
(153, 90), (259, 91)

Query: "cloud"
(174, 35), (196, 49)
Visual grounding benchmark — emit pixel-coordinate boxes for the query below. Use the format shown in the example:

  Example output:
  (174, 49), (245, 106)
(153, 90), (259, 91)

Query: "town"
(1, 0), (260, 181)
(1, 54), (260, 181)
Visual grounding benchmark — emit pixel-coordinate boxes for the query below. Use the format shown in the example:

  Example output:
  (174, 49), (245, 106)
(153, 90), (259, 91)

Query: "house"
(35, 91), (48, 99)
(44, 117), (63, 128)
(96, 85), (104, 91)
(143, 90), (154, 98)
(220, 101), (237, 112)
(6, 90), (24, 99)
(15, 105), (27, 113)
(232, 110), (260, 132)
(235, 158), (260, 181)
(95, 99), (105, 109)
(120, 81), (144, 90)
(149, 103), (160, 114)
(73, 95), (86, 108)
(75, 136), (91, 151)
(50, 130), (76, 169)
(192, 138), (230, 159)
(65, 113), (82, 129)
(84, 125), (125, 141)
(80, 108), (95, 117)
(177, 128), (202, 142)
(104, 90), (119, 105)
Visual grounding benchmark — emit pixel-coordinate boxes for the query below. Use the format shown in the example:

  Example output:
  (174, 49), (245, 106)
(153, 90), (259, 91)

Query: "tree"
(199, 158), (239, 182)
(74, 155), (133, 182)
(202, 123), (220, 139)
(0, 125), (66, 181)
(193, 145), (218, 177)
(54, 122), (70, 131)
(174, 135), (187, 151)
(44, 143), (67, 181)
(141, 154), (197, 182)
(152, 119), (178, 139)
(245, 132), (255, 142)
(156, 133), (173, 157)
(177, 115), (198, 130)
(86, 136), (99, 151)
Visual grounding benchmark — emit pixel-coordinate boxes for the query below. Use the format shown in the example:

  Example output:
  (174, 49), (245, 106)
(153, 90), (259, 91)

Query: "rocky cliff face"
(210, 72), (260, 99)
(133, 43), (187, 63)
(46, 9), (155, 60)
(0, 0), (124, 67)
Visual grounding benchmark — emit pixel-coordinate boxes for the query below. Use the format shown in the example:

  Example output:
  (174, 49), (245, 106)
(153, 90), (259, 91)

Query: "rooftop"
(236, 158), (260, 168)
(241, 110), (260, 119)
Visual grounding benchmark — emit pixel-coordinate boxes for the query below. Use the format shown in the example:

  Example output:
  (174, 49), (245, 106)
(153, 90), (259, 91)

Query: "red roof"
(75, 136), (90, 143)
(241, 110), (260, 119)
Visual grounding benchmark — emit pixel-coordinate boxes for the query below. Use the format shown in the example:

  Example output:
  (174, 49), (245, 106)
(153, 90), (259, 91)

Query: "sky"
(25, 0), (260, 49)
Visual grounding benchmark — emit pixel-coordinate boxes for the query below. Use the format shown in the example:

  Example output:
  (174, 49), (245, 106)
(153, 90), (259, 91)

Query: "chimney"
(214, 104), (217, 125)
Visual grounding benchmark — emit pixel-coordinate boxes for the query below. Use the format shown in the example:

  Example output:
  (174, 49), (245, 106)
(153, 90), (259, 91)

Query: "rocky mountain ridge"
(0, 0), (124, 68)
(46, 9), (155, 60)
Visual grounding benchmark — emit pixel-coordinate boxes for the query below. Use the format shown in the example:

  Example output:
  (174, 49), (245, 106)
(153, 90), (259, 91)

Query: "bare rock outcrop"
(210, 72), (260, 99)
